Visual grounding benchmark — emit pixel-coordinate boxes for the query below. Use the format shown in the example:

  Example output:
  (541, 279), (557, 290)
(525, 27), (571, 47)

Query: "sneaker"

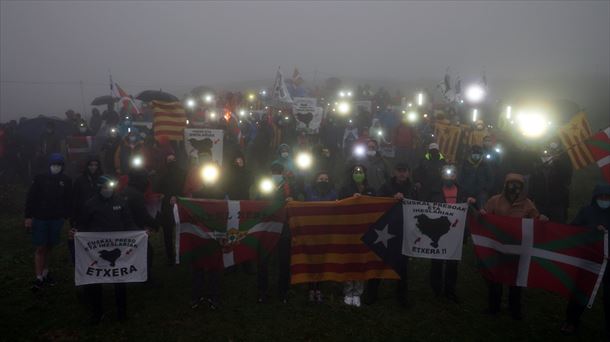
(31, 278), (44, 293)
(344, 295), (353, 306)
(308, 290), (315, 302)
(352, 296), (361, 307)
(315, 290), (323, 303)
(190, 297), (204, 309)
(43, 273), (56, 287)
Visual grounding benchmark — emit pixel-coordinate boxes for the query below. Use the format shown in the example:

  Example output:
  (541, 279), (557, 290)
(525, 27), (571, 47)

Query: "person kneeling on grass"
(25, 153), (72, 292)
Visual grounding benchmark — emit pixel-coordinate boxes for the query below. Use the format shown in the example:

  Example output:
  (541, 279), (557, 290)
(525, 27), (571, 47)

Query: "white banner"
(294, 106), (323, 134)
(75, 231), (148, 286)
(292, 97), (317, 113)
(184, 128), (224, 166)
(402, 200), (468, 260)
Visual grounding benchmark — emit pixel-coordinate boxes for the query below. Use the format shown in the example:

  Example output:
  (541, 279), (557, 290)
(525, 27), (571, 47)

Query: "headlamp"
(200, 163), (220, 184)
(131, 156), (144, 169)
(259, 178), (274, 194)
(295, 152), (313, 170)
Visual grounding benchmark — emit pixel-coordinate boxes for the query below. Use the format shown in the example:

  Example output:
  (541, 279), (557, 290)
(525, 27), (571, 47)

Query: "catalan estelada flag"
(152, 100), (186, 141)
(559, 112), (595, 170)
(434, 122), (462, 162)
(586, 126), (610, 183)
(470, 213), (607, 307)
(286, 196), (400, 284)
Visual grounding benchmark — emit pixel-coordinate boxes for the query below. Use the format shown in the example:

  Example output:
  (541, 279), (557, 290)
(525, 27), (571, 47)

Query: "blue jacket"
(571, 184), (610, 231)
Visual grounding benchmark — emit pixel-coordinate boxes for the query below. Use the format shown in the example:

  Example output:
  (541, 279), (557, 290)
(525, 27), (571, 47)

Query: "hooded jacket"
(377, 176), (417, 200)
(25, 156), (72, 220)
(77, 192), (136, 232)
(413, 151), (447, 202)
(121, 171), (159, 230)
(272, 144), (295, 174)
(571, 184), (610, 230)
(72, 156), (103, 222)
(483, 173), (539, 218)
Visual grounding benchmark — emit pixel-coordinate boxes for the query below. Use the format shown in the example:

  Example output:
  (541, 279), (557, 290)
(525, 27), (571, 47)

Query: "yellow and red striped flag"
(286, 196), (400, 284)
(152, 100), (186, 141)
(434, 122), (462, 162)
(558, 112), (595, 170)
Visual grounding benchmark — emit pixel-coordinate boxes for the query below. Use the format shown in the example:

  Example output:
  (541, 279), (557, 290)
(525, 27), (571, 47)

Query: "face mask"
(87, 164), (98, 175)
(50, 165), (62, 175)
(471, 154), (481, 161)
(353, 173), (365, 184)
(280, 152), (289, 159)
(272, 174), (283, 184)
(366, 151), (376, 157)
(597, 200), (610, 209)
(316, 181), (331, 193)
(100, 188), (113, 199)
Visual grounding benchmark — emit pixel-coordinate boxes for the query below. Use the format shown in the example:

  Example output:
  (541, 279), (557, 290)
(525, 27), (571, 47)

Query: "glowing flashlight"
(210, 112), (217, 119)
(354, 144), (366, 158)
(417, 92), (424, 106)
(200, 163), (220, 184)
(239, 110), (246, 117)
(506, 105), (512, 119)
(516, 109), (550, 138)
(186, 98), (196, 109)
(259, 178), (274, 194)
(110, 128), (117, 133)
(131, 155), (143, 168)
(407, 111), (418, 123)
(203, 94), (214, 104)
(248, 94), (256, 102)
(337, 102), (351, 115)
(377, 130), (383, 136)
(108, 181), (116, 188)
(486, 154), (491, 160)
(472, 109), (479, 123)
(295, 152), (313, 170)
(465, 84), (485, 103)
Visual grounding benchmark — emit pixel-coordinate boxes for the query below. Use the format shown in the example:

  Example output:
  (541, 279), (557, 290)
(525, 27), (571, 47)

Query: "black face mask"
(442, 179), (454, 187)
(316, 181), (331, 194)
(504, 182), (523, 202)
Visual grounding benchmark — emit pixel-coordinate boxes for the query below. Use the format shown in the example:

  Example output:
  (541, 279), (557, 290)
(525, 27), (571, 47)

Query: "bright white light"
(295, 152), (313, 170)
(239, 110), (246, 117)
(407, 111), (418, 123)
(200, 163), (220, 184)
(495, 147), (502, 154)
(423, 114), (428, 118)
(472, 109), (479, 122)
(284, 116), (289, 120)
(210, 112), (217, 119)
(465, 84), (486, 103)
(110, 128), (117, 133)
(486, 154), (491, 160)
(417, 92), (423, 106)
(260, 90), (267, 96)
(377, 130), (383, 136)
(516, 110), (550, 138)
(186, 119), (190, 125)
(204, 94), (213, 103)
(347, 91), (352, 97)
(337, 102), (351, 115)
(108, 181), (116, 188)
(131, 156), (143, 168)
(506, 106), (512, 119)
(127, 127), (131, 133)
(354, 145), (366, 157)
(186, 98), (196, 109)
(348, 119), (353, 123)
(259, 178), (274, 194)
(445, 169), (452, 175)
(339, 91), (346, 98)
(407, 103), (413, 108)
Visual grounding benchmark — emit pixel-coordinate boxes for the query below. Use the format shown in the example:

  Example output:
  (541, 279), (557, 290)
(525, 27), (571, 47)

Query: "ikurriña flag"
(470, 213), (607, 307)
(586, 126), (610, 183)
(175, 198), (285, 270)
(286, 196), (400, 284)
(152, 100), (186, 141)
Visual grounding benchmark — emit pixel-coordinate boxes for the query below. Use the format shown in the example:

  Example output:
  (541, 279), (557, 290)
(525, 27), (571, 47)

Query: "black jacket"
(377, 177), (418, 200)
(122, 173), (159, 230)
(338, 181), (375, 200)
(77, 194), (136, 232)
(25, 172), (72, 220)
(413, 155), (447, 202)
(72, 157), (103, 223)
(224, 165), (252, 200)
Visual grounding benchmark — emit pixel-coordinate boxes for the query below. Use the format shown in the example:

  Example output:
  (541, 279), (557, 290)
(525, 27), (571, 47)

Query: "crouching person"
(71, 175), (138, 325)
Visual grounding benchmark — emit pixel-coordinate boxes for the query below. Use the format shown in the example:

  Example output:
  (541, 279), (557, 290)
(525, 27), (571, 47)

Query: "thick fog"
(1, 1), (608, 128)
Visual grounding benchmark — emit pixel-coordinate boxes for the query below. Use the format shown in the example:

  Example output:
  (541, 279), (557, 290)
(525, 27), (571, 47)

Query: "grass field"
(0, 167), (607, 342)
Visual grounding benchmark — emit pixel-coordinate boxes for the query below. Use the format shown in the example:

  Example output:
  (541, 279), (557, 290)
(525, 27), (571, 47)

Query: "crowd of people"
(1, 85), (608, 336)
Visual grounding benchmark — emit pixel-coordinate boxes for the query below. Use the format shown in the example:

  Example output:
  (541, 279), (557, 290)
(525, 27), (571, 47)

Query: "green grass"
(0, 168), (607, 342)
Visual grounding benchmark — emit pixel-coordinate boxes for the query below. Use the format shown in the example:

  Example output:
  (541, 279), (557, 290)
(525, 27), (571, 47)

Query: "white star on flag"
(374, 224), (395, 248)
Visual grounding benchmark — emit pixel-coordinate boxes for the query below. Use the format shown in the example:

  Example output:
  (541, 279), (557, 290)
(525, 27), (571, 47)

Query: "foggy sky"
(1, 1), (609, 127)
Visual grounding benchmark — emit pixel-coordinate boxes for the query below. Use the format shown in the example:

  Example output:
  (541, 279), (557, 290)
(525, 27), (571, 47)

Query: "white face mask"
(280, 152), (289, 159)
(50, 165), (62, 175)
(366, 150), (376, 157)
(597, 200), (610, 209)
(100, 188), (113, 199)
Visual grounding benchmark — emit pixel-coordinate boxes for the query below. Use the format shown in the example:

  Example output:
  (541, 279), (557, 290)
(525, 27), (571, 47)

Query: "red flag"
(470, 213), (607, 306)
(115, 83), (140, 115)
(586, 127), (610, 183)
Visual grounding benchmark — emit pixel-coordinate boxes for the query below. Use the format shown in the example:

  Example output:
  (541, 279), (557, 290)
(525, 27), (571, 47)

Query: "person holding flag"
(480, 173), (548, 320)
(561, 183), (610, 335)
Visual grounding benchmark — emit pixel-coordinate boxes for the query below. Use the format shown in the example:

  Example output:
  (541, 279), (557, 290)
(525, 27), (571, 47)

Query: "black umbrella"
(91, 95), (118, 106)
(136, 90), (179, 103)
